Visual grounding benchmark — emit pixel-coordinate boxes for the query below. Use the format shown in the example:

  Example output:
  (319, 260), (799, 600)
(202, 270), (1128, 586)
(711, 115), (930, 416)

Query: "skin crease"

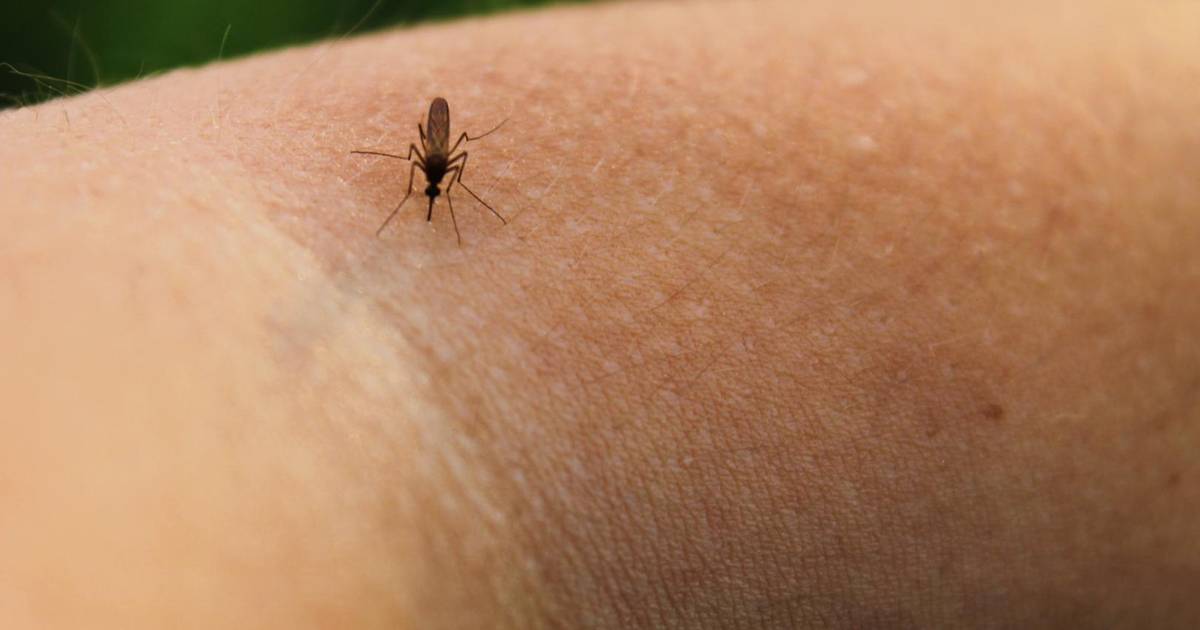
(1, 0), (1199, 627)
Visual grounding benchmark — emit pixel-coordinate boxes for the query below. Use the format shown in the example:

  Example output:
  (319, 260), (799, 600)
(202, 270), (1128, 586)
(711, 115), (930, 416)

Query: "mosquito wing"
(426, 97), (451, 156)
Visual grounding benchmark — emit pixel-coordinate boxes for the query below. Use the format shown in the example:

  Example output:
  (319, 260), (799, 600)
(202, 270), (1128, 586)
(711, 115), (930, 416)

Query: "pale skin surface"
(1, 0), (1199, 627)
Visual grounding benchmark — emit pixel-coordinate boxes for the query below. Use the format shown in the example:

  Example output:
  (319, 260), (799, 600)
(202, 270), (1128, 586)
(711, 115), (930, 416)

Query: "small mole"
(1166, 472), (1181, 489)
(981, 403), (1005, 421)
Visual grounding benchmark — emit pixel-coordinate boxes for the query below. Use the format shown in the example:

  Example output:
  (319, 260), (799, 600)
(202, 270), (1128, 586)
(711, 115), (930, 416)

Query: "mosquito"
(352, 97), (507, 244)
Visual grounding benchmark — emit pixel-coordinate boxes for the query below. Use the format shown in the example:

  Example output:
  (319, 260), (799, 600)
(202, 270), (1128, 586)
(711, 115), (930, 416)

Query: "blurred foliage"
(1, 0), (578, 108)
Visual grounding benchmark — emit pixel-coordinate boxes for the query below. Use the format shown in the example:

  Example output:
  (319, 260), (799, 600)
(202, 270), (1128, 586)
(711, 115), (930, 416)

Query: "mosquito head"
(425, 183), (440, 199)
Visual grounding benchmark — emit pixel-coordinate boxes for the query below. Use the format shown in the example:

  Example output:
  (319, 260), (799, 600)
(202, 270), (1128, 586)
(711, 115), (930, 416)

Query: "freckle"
(982, 403), (1005, 421)
(1166, 472), (1181, 488)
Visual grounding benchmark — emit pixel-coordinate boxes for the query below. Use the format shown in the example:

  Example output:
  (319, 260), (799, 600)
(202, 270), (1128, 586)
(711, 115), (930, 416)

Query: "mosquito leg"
(376, 160), (419, 236)
(351, 150), (405, 160)
(351, 143), (425, 162)
(470, 117), (508, 141)
(443, 165), (458, 194)
(448, 132), (468, 156)
(445, 180), (462, 246)
(444, 165), (465, 244)
(449, 151), (507, 224)
(446, 117), (508, 155)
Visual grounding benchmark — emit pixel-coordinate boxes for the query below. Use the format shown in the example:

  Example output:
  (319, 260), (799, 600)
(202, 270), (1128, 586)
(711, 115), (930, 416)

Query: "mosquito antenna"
(467, 117), (509, 142)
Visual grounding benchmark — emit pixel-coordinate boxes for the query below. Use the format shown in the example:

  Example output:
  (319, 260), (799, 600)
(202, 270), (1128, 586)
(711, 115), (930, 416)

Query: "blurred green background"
(1, 0), (577, 108)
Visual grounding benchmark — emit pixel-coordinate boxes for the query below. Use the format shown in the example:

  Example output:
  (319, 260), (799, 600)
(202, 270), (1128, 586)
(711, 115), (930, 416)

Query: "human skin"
(1, 0), (1199, 627)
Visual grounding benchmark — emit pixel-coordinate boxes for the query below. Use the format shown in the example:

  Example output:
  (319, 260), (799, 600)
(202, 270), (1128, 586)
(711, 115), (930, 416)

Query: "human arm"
(2, 1), (1199, 627)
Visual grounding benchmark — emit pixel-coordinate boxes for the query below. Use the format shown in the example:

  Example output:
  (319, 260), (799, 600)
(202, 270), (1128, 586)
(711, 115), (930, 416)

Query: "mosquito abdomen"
(427, 97), (451, 154)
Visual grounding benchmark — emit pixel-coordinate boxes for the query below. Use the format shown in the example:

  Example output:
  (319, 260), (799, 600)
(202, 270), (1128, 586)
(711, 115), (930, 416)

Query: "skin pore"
(1, 0), (1199, 627)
